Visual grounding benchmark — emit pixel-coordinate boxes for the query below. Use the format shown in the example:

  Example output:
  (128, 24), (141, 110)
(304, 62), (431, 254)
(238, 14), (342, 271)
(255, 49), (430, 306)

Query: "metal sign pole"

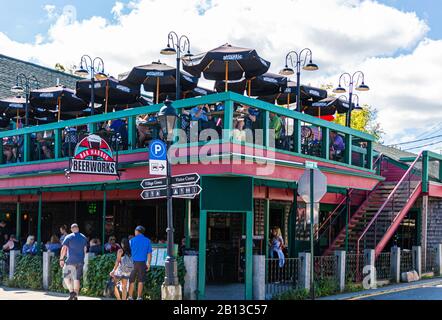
(310, 168), (315, 300)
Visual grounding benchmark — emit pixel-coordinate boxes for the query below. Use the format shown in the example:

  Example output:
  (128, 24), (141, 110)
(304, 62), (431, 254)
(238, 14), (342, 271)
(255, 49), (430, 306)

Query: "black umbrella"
(247, 73), (287, 96)
(214, 79), (246, 94)
(158, 87), (216, 103)
(30, 86), (87, 122)
(183, 43), (270, 91)
(303, 97), (353, 117)
(121, 61), (199, 104)
(0, 96), (27, 127)
(76, 77), (140, 113)
(258, 82), (327, 107)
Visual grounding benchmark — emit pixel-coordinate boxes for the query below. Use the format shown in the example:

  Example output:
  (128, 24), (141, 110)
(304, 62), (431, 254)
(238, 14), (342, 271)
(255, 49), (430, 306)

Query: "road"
(0, 286), (104, 300)
(360, 284), (442, 300)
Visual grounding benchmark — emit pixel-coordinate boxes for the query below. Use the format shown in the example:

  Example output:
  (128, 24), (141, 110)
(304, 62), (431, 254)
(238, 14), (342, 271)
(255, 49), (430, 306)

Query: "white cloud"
(43, 4), (57, 19)
(0, 0), (438, 146)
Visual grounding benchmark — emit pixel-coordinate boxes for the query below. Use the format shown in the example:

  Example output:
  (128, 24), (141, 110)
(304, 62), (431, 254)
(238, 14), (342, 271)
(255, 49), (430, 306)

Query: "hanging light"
(160, 44), (177, 55)
(157, 99), (178, 142)
(333, 85), (347, 94)
(279, 65), (295, 76)
(95, 72), (108, 80)
(74, 65), (89, 77)
(356, 82), (370, 91)
(303, 60), (319, 71)
(11, 85), (24, 94)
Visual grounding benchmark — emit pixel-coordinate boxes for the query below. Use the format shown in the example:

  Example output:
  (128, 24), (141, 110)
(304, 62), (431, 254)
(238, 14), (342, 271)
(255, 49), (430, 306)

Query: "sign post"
(298, 162), (327, 300)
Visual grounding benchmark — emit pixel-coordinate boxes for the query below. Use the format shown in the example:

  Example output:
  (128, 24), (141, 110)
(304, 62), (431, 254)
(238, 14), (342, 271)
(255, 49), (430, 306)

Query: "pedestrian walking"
(59, 223), (88, 300)
(110, 238), (134, 300)
(128, 226), (152, 300)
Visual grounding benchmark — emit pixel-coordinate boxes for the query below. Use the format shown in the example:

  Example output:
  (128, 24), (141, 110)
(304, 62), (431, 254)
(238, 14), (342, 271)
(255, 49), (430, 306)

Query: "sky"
(0, 0), (441, 152)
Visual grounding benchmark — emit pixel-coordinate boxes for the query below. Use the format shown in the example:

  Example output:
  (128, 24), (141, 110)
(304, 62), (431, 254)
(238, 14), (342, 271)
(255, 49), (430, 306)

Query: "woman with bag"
(110, 238), (134, 300)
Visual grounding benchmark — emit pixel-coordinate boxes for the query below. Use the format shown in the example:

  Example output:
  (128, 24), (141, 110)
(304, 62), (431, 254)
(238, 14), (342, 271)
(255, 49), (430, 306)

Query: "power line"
(389, 134), (442, 147)
(414, 121), (442, 140)
(403, 140), (442, 151)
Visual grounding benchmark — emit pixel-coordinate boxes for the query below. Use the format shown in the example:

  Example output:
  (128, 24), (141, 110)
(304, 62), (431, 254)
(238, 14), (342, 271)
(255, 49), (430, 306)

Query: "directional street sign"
(141, 188), (167, 200)
(171, 173), (200, 186)
(149, 140), (167, 176)
(140, 184), (202, 200)
(171, 184), (202, 199)
(140, 173), (201, 190)
(141, 178), (167, 189)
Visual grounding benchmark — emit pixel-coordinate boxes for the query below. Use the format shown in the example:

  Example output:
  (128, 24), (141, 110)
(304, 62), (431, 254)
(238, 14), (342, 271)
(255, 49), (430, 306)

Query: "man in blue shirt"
(330, 131), (346, 161)
(59, 223), (88, 300)
(128, 226), (152, 300)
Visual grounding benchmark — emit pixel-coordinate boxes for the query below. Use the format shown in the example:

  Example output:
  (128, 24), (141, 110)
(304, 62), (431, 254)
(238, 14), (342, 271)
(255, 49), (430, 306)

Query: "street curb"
(340, 279), (442, 300)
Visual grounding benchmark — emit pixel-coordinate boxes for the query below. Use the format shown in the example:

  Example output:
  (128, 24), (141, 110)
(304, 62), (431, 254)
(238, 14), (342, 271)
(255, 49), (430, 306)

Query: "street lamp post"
(280, 49), (319, 112)
(74, 55), (107, 117)
(333, 71), (370, 128)
(160, 31), (193, 101)
(157, 99), (181, 300)
(11, 74), (39, 127)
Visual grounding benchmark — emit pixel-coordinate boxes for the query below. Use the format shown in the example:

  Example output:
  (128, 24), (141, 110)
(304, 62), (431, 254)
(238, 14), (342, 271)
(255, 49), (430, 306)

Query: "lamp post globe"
(158, 99), (178, 142)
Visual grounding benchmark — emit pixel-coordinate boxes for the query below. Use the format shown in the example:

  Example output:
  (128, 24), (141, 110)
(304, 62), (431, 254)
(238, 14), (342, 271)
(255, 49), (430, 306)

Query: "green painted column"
(289, 190), (298, 258)
(262, 110), (270, 147)
(102, 187), (107, 255)
(16, 201), (21, 240)
(23, 133), (31, 162)
(344, 134), (352, 165)
(197, 210), (207, 300)
(223, 99), (234, 141)
(293, 119), (301, 153)
(128, 116), (137, 150)
(0, 142), (3, 164)
(184, 199), (191, 248)
(245, 210), (253, 300)
(439, 160), (442, 183)
(54, 128), (62, 159)
(321, 127), (330, 160)
(37, 191), (42, 253)
(366, 141), (373, 170)
(264, 199), (270, 283)
(422, 151), (429, 193)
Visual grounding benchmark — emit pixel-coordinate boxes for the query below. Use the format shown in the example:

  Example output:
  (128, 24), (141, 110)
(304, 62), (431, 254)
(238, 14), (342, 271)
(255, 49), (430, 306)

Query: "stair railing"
(356, 151), (423, 257)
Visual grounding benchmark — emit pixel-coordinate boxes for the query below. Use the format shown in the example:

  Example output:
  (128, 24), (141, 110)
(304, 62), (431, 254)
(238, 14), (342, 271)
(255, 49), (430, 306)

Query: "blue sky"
(0, 0), (131, 43)
(379, 0), (442, 39)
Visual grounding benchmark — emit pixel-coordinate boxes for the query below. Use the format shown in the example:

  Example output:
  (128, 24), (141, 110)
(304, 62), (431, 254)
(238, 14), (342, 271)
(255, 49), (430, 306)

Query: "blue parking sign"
(149, 140), (167, 161)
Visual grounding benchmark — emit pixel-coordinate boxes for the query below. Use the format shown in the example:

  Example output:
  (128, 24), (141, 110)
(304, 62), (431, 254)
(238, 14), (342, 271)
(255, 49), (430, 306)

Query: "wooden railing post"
(293, 119), (301, 154)
(422, 151), (429, 194)
(223, 99), (234, 142)
(23, 133), (31, 162)
(367, 141), (373, 170)
(262, 111), (270, 147)
(128, 116), (137, 150)
(54, 128), (62, 159)
(321, 127), (329, 160)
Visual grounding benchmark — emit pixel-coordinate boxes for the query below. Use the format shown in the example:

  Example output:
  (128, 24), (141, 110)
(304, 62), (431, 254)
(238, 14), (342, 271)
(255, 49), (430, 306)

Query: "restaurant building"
(1, 55), (442, 300)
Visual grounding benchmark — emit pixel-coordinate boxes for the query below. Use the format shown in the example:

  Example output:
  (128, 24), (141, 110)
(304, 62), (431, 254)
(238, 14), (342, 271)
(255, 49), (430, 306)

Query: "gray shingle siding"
(0, 54), (81, 99)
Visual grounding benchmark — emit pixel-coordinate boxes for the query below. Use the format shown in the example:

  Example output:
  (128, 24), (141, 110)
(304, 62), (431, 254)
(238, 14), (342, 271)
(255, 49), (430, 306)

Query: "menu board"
(151, 244), (178, 267)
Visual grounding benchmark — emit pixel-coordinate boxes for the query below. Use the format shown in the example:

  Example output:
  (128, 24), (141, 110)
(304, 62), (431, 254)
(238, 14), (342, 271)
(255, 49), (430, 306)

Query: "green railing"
(0, 91), (375, 171)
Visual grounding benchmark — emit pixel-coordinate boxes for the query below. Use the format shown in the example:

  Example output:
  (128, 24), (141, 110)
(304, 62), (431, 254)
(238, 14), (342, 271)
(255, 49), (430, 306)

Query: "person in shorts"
(110, 238), (133, 300)
(59, 223), (88, 300)
(128, 226), (152, 300)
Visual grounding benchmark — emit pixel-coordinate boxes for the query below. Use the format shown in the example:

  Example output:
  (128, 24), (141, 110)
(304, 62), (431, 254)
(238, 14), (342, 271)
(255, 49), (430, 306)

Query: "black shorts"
(129, 262), (147, 283)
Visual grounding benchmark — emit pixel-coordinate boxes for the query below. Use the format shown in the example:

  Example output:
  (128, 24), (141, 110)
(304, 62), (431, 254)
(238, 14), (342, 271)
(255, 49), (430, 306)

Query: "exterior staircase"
(324, 152), (423, 256)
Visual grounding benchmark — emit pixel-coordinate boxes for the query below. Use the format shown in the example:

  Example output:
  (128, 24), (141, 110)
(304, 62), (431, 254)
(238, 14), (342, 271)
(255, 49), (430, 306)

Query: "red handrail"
(356, 151), (423, 256)
(315, 190), (353, 237)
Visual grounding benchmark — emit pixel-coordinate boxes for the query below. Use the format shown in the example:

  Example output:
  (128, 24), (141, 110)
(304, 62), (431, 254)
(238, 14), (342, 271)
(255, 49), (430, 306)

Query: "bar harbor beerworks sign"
(69, 134), (118, 176)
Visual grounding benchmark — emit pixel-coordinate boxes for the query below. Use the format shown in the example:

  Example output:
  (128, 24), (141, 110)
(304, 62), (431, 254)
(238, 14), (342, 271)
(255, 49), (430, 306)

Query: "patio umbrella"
(30, 86), (87, 122)
(157, 87), (216, 102)
(258, 82), (327, 108)
(121, 61), (199, 104)
(247, 73), (287, 96)
(182, 43), (270, 91)
(76, 77), (140, 113)
(214, 79), (246, 94)
(303, 97), (352, 117)
(0, 96), (27, 127)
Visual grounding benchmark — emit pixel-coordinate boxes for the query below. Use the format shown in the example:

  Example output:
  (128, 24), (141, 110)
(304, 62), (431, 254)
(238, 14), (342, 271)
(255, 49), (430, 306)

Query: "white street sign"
(149, 160), (167, 176)
(298, 168), (327, 204)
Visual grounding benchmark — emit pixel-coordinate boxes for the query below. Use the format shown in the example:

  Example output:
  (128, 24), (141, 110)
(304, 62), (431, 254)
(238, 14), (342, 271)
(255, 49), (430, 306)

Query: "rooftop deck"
(0, 92), (381, 195)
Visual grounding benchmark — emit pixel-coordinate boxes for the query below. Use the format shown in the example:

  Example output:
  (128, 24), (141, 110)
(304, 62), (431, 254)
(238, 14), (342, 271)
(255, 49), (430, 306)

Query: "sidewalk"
(0, 286), (106, 300)
(319, 277), (442, 300)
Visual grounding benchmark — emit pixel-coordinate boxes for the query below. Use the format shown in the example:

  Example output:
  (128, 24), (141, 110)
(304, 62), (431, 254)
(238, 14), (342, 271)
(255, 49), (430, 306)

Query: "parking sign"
(149, 140), (167, 176)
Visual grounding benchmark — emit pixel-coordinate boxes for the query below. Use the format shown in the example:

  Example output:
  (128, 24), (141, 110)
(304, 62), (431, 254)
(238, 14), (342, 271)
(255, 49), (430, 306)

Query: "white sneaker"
(136, 297), (143, 301)
(128, 297), (133, 300)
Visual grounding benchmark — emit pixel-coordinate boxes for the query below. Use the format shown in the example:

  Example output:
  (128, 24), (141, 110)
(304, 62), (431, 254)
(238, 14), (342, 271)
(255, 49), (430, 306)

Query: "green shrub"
(272, 288), (309, 300)
(82, 253), (116, 297)
(0, 251), (8, 285)
(10, 255), (43, 290)
(49, 258), (68, 293)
